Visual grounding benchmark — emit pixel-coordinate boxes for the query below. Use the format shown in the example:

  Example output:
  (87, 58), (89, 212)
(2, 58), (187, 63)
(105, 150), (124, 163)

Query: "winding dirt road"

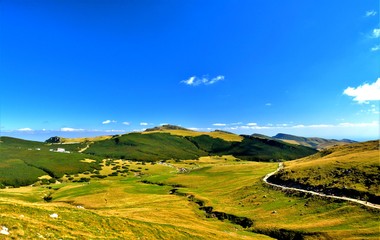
(263, 163), (380, 210)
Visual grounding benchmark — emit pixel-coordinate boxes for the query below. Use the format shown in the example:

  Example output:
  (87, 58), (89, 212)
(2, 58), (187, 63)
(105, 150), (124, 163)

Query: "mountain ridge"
(272, 133), (356, 149)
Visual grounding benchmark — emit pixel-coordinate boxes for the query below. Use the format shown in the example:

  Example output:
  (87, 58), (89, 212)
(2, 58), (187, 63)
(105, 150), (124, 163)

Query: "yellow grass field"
(1, 150), (379, 239)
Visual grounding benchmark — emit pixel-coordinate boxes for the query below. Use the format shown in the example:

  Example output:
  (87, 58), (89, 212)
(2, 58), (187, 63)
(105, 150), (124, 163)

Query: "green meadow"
(0, 133), (378, 239)
(1, 155), (378, 239)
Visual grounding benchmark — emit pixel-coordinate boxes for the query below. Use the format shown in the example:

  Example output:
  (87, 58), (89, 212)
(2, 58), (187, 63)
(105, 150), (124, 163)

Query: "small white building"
(56, 148), (65, 153)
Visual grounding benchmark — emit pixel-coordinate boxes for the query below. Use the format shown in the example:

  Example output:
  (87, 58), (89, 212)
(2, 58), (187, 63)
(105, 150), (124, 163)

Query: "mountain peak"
(144, 124), (192, 132)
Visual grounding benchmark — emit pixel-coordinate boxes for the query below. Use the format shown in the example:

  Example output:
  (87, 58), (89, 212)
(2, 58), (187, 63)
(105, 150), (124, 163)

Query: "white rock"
(49, 213), (58, 218)
(0, 226), (9, 235)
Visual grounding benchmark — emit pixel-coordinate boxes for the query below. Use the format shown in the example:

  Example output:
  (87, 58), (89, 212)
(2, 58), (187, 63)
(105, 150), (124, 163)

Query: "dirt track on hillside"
(263, 163), (380, 210)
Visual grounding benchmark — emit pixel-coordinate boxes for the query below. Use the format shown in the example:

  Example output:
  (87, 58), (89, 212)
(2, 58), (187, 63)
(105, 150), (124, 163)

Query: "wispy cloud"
(247, 123), (257, 126)
(372, 28), (380, 38)
(102, 120), (117, 124)
(17, 128), (33, 131)
(122, 122), (130, 125)
(181, 75), (224, 86)
(359, 104), (380, 115)
(371, 45), (380, 52)
(265, 103), (272, 106)
(140, 122), (149, 126)
(212, 123), (227, 127)
(60, 127), (85, 132)
(343, 78), (380, 103)
(103, 129), (127, 133)
(365, 10), (377, 17)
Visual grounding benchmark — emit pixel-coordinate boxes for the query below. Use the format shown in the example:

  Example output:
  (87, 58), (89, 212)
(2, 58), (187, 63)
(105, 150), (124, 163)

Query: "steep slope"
(273, 133), (356, 149)
(268, 140), (380, 203)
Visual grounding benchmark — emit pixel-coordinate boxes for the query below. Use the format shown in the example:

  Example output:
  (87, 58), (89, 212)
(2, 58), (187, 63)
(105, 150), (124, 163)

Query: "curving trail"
(78, 144), (90, 153)
(263, 163), (380, 210)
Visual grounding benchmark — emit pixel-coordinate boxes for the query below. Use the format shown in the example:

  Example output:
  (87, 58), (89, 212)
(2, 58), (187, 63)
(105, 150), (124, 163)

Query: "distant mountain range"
(272, 133), (356, 150)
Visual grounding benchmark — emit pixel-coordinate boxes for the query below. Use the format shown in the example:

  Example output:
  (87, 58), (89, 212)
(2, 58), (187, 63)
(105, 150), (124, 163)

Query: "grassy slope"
(0, 156), (379, 239)
(0, 137), (101, 186)
(143, 129), (244, 142)
(270, 140), (379, 202)
(0, 160), (271, 240)
(86, 132), (317, 162)
(85, 132), (206, 161)
(158, 158), (380, 239)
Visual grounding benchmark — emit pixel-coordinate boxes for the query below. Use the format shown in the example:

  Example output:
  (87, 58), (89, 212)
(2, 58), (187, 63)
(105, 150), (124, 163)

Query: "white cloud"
(366, 10), (377, 17)
(60, 127), (85, 132)
(371, 45), (380, 51)
(132, 128), (146, 132)
(213, 123), (226, 127)
(140, 122), (148, 126)
(17, 128), (33, 131)
(338, 121), (378, 128)
(122, 122), (130, 125)
(102, 120), (117, 124)
(181, 75), (224, 86)
(343, 78), (380, 103)
(247, 123), (257, 126)
(372, 28), (380, 38)
(103, 129), (127, 133)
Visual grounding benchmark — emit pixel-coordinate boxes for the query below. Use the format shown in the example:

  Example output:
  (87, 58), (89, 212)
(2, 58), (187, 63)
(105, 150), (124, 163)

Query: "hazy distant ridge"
(272, 133), (356, 149)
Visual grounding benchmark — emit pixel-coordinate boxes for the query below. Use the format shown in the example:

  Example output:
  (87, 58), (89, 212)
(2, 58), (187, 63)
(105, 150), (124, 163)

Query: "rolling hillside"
(268, 140), (380, 203)
(144, 124), (244, 142)
(0, 137), (101, 187)
(1, 155), (378, 239)
(84, 126), (317, 162)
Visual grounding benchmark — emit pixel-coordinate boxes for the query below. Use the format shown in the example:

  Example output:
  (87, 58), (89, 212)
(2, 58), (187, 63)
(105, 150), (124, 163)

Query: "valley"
(0, 127), (379, 239)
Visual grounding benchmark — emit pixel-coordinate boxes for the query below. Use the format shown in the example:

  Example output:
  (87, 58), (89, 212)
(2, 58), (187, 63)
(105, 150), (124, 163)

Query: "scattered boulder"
(49, 213), (58, 219)
(0, 226), (9, 235)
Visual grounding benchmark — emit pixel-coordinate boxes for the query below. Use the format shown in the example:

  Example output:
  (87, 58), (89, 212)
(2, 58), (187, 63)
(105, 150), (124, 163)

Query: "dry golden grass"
(1, 149), (379, 239)
(80, 159), (96, 163)
(37, 175), (52, 180)
(61, 135), (113, 143)
(0, 163), (272, 240)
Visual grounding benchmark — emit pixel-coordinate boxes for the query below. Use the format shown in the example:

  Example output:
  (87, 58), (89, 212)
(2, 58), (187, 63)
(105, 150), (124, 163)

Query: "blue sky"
(1, 0), (379, 141)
